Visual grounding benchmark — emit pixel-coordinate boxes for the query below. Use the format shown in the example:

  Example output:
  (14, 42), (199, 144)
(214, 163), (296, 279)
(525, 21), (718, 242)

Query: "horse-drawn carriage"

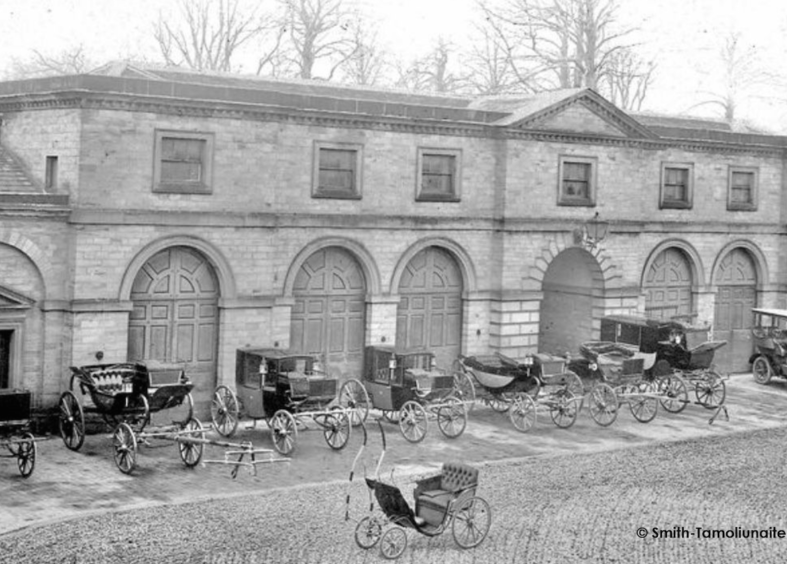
(453, 352), (583, 432)
(0, 389), (38, 477)
(210, 348), (356, 455)
(344, 346), (467, 443)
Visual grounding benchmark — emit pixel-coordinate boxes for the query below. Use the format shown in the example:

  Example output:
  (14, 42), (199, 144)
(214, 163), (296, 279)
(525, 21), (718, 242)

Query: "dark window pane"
(160, 137), (205, 183)
(421, 154), (454, 196)
(664, 167), (688, 201)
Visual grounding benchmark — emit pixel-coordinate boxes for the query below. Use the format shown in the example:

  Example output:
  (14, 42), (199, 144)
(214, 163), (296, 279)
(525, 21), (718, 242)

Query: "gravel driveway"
(3, 424), (787, 564)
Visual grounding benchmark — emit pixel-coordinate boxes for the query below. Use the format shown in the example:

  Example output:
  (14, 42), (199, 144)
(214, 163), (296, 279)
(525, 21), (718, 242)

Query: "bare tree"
(602, 47), (654, 111)
(393, 38), (469, 95)
(6, 45), (96, 79)
(336, 14), (387, 86)
(477, 0), (649, 98)
(154, 0), (268, 72)
(464, 23), (524, 95)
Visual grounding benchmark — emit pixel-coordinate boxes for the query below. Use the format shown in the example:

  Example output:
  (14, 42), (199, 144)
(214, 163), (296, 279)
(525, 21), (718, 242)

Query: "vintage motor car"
(750, 308), (787, 385)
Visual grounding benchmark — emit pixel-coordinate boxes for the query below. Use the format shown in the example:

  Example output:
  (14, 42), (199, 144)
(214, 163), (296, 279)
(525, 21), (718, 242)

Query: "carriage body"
(750, 308), (787, 384)
(0, 389), (37, 477)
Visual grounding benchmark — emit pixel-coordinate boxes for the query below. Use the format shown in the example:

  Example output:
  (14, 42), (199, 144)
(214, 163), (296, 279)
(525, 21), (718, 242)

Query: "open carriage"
(0, 389), (37, 478)
(349, 346), (467, 443)
(210, 348), (357, 455)
(58, 361), (195, 451)
(453, 352), (583, 432)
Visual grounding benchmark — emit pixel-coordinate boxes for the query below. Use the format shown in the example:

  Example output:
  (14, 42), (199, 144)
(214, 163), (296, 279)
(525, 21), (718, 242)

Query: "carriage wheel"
(549, 390), (579, 429)
(509, 393), (536, 433)
(211, 386), (240, 437)
(452, 496), (492, 549)
(126, 394), (151, 433)
(452, 371), (476, 412)
(58, 391), (85, 451)
(561, 370), (585, 399)
(112, 422), (138, 475)
(323, 407), (351, 450)
(270, 410), (298, 455)
(172, 392), (195, 427)
(437, 396), (467, 438)
(382, 410), (400, 424)
(752, 356), (773, 385)
(657, 373), (689, 414)
(696, 370), (727, 409)
(354, 516), (383, 549)
(17, 433), (36, 478)
(178, 418), (205, 468)
(399, 401), (427, 443)
(588, 383), (618, 427)
(380, 526), (408, 560)
(488, 393), (512, 413)
(629, 382), (659, 423)
(338, 379), (370, 427)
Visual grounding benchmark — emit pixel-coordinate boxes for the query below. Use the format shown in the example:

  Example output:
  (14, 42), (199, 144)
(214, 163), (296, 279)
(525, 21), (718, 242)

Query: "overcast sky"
(1, 0), (786, 131)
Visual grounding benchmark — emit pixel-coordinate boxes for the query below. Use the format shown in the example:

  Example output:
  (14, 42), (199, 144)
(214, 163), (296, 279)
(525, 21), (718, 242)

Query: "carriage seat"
(414, 462), (479, 527)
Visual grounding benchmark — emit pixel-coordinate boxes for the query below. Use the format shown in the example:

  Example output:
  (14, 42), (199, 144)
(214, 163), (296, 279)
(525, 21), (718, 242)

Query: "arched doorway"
(644, 248), (693, 319)
(714, 248), (757, 373)
(127, 246), (220, 413)
(290, 247), (366, 379)
(539, 248), (603, 356)
(396, 247), (463, 369)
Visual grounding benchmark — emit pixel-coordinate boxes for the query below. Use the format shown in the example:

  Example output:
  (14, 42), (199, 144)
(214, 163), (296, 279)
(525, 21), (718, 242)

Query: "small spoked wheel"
(125, 394), (151, 433)
(112, 422), (138, 475)
(380, 526), (408, 560)
(354, 516), (383, 549)
(323, 407), (351, 450)
(270, 410), (298, 455)
(452, 496), (492, 549)
(629, 381), (659, 423)
(549, 390), (579, 429)
(211, 385), (240, 437)
(696, 370), (727, 409)
(437, 396), (467, 439)
(172, 392), (195, 427)
(752, 356), (773, 385)
(588, 383), (618, 427)
(488, 393), (513, 413)
(509, 393), (536, 433)
(561, 370), (585, 404)
(17, 433), (36, 478)
(338, 379), (370, 427)
(399, 401), (427, 443)
(58, 390), (85, 451)
(452, 370), (476, 412)
(178, 418), (205, 468)
(657, 374), (689, 414)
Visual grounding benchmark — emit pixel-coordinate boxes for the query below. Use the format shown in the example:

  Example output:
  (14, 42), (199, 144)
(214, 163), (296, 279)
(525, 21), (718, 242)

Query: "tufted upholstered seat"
(413, 462), (479, 527)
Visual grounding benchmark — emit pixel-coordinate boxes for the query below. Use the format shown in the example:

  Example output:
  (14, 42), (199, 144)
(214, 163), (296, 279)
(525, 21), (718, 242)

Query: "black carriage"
(750, 308), (787, 385)
(209, 348), (356, 455)
(0, 389), (37, 477)
(349, 346), (467, 443)
(58, 362), (195, 452)
(453, 352), (583, 431)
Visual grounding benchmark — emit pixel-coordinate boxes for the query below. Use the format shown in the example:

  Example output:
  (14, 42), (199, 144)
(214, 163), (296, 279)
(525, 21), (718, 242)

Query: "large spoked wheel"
(509, 393), (536, 433)
(112, 422), (138, 475)
(58, 390), (85, 451)
(17, 433), (36, 478)
(452, 496), (492, 549)
(488, 392), (514, 413)
(171, 392), (194, 427)
(588, 383), (618, 427)
(752, 355), (773, 385)
(657, 373), (689, 414)
(629, 382), (659, 423)
(561, 370), (585, 402)
(399, 401), (427, 443)
(270, 410), (298, 455)
(549, 390), (579, 429)
(211, 385), (240, 438)
(338, 379), (370, 427)
(125, 394), (150, 433)
(696, 370), (727, 409)
(452, 370), (476, 412)
(437, 396), (467, 439)
(354, 516), (383, 549)
(178, 418), (205, 468)
(380, 526), (408, 560)
(323, 407), (351, 450)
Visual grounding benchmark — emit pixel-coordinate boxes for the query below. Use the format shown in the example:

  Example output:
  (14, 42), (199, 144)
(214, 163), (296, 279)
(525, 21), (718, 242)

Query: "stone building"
(0, 64), (783, 412)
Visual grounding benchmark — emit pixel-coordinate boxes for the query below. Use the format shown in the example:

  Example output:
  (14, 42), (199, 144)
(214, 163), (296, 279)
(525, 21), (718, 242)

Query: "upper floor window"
(558, 155), (596, 206)
(660, 163), (693, 209)
(728, 166), (758, 211)
(417, 148), (461, 202)
(313, 142), (362, 199)
(153, 130), (214, 194)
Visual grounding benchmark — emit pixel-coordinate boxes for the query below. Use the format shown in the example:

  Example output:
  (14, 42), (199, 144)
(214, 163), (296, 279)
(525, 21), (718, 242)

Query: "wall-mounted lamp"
(574, 212), (609, 250)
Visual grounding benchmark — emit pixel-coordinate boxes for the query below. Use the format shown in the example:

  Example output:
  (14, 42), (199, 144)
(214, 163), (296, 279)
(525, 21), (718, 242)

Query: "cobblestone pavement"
(2, 374), (787, 563)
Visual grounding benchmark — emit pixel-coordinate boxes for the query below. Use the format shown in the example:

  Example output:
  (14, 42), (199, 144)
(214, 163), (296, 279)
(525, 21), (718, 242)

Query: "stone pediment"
(0, 285), (35, 309)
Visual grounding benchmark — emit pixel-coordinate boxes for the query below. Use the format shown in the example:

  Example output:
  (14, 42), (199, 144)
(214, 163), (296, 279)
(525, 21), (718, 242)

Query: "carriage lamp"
(259, 360), (268, 375)
(388, 357), (397, 370)
(589, 362), (598, 371)
(431, 356), (438, 371)
(523, 355), (534, 367)
(574, 212), (609, 249)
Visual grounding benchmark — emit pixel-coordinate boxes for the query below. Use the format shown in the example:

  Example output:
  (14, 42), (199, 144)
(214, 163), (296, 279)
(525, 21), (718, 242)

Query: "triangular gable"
(501, 89), (658, 139)
(0, 285), (35, 309)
